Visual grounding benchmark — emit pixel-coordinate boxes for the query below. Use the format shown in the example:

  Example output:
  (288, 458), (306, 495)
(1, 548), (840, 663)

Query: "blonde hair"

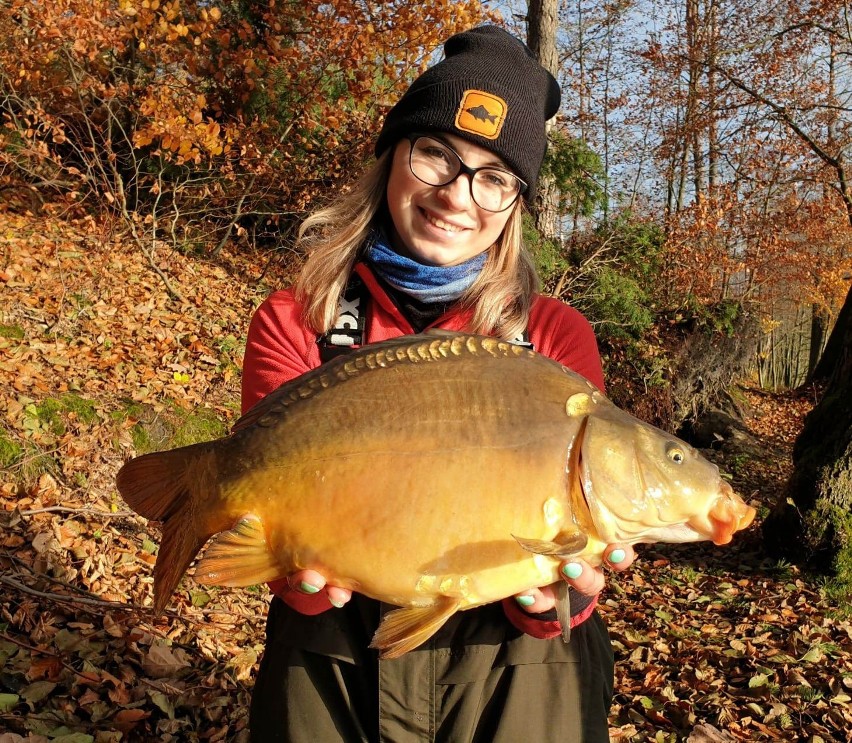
(295, 150), (539, 340)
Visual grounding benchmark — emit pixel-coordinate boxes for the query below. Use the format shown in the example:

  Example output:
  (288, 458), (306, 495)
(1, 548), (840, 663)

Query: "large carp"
(117, 332), (755, 658)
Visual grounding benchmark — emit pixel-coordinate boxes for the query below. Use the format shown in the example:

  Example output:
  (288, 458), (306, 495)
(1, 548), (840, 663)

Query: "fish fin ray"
(194, 515), (282, 587)
(117, 445), (218, 612)
(513, 531), (588, 558)
(553, 580), (572, 644)
(370, 597), (460, 659)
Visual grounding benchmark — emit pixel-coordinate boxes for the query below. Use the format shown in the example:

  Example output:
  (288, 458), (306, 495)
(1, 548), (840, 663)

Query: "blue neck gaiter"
(366, 231), (487, 304)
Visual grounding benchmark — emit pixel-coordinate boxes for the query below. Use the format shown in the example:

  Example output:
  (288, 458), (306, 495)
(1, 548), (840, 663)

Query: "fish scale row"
(257, 335), (532, 428)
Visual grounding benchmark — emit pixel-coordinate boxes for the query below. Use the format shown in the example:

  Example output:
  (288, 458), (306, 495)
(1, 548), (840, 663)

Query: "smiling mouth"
(423, 210), (467, 233)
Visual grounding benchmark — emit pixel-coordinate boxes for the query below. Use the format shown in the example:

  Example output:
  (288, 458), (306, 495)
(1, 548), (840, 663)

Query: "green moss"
(0, 324), (25, 340)
(214, 334), (245, 376)
(0, 423), (58, 484)
(767, 559), (794, 580)
(170, 406), (227, 448)
(812, 498), (852, 613)
(727, 452), (753, 477)
(19, 450), (57, 483)
(130, 423), (153, 453)
(115, 400), (227, 455)
(0, 431), (23, 469)
(29, 394), (100, 436)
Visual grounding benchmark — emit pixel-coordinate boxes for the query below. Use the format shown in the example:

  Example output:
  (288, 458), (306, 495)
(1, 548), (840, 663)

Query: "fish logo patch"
(455, 90), (506, 140)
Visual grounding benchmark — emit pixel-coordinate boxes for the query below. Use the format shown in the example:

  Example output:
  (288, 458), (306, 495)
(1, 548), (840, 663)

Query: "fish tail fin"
(116, 443), (214, 521)
(154, 501), (211, 612)
(116, 444), (219, 612)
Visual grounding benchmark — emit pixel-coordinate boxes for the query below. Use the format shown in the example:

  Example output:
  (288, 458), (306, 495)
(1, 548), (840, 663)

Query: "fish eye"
(666, 444), (685, 464)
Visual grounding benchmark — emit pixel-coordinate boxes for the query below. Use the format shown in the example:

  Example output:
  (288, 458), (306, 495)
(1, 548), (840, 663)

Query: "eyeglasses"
(406, 135), (526, 213)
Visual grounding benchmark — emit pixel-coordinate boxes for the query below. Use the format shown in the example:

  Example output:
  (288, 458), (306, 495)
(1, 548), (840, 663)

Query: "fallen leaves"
(1, 211), (276, 740)
(2, 211), (851, 741)
(605, 391), (852, 741)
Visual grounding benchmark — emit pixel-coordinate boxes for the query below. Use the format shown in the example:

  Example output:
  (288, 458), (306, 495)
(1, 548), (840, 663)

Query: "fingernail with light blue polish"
(300, 581), (321, 594)
(515, 594), (535, 607)
(329, 598), (345, 608)
(562, 562), (583, 580)
(608, 549), (627, 565)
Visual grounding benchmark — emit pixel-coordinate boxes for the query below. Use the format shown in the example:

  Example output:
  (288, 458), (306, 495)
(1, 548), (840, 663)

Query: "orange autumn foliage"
(0, 0), (490, 236)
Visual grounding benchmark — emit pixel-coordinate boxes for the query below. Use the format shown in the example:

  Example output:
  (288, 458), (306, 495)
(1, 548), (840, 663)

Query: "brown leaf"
(142, 640), (191, 679)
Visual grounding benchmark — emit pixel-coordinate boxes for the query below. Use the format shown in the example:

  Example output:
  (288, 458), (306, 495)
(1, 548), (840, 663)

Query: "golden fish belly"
(231, 439), (573, 607)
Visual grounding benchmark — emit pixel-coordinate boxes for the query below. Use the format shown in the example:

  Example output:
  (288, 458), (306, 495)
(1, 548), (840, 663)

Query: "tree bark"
(527, 0), (560, 241)
(806, 302), (829, 381)
(763, 282), (852, 573)
(810, 283), (852, 383)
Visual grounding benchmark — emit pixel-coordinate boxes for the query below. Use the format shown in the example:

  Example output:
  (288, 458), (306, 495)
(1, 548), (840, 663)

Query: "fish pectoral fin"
(193, 515), (282, 587)
(513, 531), (588, 559)
(553, 580), (572, 644)
(369, 597), (461, 660)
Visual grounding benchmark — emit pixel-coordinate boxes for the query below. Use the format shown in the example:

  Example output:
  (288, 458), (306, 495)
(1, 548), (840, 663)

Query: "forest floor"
(1, 212), (850, 742)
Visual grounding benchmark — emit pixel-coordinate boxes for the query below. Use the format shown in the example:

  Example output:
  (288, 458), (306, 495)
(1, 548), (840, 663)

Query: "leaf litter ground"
(1, 212), (851, 742)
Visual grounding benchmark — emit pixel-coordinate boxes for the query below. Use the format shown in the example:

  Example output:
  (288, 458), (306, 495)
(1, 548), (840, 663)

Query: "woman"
(243, 25), (635, 742)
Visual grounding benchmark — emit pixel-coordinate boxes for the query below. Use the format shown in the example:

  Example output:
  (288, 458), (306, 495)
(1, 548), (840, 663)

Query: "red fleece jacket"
(241, 262), (605, 638)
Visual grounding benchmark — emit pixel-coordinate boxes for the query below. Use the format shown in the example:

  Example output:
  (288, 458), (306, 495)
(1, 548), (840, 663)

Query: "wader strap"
(317, 274), (366, 363)
(511, 329), (534, 349)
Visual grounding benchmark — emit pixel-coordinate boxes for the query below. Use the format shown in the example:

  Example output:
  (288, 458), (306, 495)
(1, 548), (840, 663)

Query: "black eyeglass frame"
(404, 134), (528, 213)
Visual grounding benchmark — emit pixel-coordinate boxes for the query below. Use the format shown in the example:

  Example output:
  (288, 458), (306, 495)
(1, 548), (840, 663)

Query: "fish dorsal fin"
(513, 530), (589, 559)
(193, 515), (283, 586)
(369, 596), (461, 659)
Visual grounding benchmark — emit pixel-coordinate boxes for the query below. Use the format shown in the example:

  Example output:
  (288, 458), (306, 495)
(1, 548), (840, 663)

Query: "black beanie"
(375, 25), (561, 196)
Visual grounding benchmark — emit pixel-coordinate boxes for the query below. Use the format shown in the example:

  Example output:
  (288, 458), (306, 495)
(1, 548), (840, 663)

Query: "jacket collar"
(353, 262), (474, 338)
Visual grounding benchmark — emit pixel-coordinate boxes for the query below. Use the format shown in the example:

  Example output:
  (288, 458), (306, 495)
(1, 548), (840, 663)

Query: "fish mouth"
(698, 481), (757, 545)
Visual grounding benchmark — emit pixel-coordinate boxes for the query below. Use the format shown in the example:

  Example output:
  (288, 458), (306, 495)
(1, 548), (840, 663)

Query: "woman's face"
(385, 133), (516, 267)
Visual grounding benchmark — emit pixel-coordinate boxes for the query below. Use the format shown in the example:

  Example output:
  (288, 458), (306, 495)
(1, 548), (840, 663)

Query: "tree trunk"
(763, 282), (852, 574)
(810, 283), (852, 383)
(806, 302), (829, 381)
(527, 0), (560, 241)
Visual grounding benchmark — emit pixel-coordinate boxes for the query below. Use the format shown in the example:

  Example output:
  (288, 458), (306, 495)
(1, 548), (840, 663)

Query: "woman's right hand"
(268, 570), (353, 615)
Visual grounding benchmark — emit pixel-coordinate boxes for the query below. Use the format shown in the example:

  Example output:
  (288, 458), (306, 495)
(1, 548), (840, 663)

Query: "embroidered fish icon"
(465, 105), (497, 124)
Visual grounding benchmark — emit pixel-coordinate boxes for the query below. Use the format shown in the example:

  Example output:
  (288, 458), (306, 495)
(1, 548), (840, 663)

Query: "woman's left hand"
(513, 544), (635, 614)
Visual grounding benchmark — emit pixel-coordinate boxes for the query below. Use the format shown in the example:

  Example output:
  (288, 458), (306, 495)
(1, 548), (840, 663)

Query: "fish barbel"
(117, 332), (755, 658)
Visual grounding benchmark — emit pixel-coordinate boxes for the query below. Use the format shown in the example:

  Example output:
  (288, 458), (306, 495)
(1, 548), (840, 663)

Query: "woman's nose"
(436, 174), (474, 210)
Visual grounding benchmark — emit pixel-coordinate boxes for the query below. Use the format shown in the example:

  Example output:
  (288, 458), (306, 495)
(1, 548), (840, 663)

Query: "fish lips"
(692, 481), (757, 545)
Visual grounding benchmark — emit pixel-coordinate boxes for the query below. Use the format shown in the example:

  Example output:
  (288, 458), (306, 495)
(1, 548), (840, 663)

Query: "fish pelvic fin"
(369, 597), (460, 659)
(193, 515), (282, 587)
(116, 443), (219, 613)
(513, 531), (589, 559)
